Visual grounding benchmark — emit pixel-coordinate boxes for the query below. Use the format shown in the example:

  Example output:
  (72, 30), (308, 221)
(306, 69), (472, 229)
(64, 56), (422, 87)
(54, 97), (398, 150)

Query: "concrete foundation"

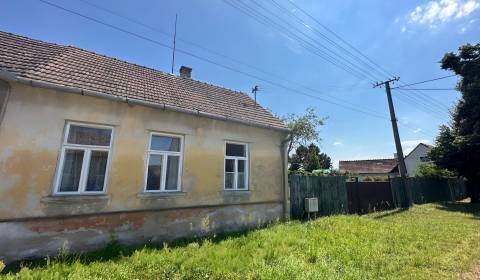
(0, 202), (282, 264)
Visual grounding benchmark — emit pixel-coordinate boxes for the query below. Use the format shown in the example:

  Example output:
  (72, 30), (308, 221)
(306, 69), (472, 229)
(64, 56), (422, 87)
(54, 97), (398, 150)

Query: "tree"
(288, 143), (332, 171)
(318, 152), (333, 170)
(429, 43), (480, 203)
(282, 108), (326, 155)
(289, 145), (308, 171)
(305, 144), (320, 172)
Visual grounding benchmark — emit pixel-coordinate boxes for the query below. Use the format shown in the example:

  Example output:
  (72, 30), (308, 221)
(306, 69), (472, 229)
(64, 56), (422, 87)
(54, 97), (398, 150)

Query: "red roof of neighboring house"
(0, 31), (288, 131)
(339, 158), (398, 174)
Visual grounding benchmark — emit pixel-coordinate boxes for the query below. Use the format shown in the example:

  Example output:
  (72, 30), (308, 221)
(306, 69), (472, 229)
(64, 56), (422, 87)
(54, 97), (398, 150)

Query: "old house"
(339, 158), (399, 179)
(404, 143), (432, 176)
(339, 143), (433, 179)
(0, 31), (290, 263)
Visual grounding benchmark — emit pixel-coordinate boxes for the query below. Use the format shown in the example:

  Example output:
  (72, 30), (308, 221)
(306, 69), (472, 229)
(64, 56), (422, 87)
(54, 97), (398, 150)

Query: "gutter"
(0, 70), (291, 133)
(281, 135), (292, 220)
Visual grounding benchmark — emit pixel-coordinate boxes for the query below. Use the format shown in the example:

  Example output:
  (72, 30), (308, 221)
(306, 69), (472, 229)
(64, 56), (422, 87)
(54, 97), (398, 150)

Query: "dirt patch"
(462, 264), (480, 280)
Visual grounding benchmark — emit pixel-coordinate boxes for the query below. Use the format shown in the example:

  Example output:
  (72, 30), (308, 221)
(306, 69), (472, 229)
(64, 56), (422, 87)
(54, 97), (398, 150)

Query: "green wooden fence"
(289, 176), (348, 219)
(391, 177), (466, 207)
(290, 175), (467, 219)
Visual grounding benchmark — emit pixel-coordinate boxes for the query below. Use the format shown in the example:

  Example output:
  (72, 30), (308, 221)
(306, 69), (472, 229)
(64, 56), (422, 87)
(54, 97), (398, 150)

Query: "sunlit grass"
(3, 202), (480, 279)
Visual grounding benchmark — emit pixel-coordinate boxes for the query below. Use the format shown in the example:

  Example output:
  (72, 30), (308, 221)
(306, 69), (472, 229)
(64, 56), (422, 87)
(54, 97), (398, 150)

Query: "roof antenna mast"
(251, 85), (259, 108)
(171, 13), (178, 74)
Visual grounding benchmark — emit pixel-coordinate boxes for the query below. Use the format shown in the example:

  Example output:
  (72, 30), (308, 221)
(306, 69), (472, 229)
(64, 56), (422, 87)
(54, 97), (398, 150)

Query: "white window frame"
(53, 122), (114, 195)
(143, 132), (184, 192)
(224, 141), (249, 191)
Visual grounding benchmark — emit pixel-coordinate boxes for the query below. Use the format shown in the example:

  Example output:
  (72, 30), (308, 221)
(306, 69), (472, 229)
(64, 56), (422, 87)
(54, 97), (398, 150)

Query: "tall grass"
(2, 202), (480, 279)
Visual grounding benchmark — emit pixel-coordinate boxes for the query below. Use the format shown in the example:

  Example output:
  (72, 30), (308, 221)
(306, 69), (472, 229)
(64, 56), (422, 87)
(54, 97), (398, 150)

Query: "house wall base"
(0, 202), (282, 264)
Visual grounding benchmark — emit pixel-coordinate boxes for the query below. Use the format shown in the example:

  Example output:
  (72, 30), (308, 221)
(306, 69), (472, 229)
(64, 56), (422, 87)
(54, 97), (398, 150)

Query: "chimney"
(179, 66), (192, 78)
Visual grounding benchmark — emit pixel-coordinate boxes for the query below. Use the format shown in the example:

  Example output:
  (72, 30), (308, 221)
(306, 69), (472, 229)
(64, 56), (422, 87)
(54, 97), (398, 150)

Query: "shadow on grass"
(434, 201), (480, 219)
(2, 225), (261, 275)
(372, 208), (409, 219)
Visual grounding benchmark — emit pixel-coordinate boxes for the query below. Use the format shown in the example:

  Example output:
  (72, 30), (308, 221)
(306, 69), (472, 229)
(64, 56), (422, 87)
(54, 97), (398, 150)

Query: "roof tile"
(0, 31), (287, 130)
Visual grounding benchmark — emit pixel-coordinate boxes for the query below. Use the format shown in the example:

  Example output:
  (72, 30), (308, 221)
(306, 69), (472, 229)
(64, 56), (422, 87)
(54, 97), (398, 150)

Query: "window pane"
(58, 149), (84, 192)
(85, 151), (108, 192)
(67, 125), (111, 146)
(225, 159), (235, 189)
(151, 135), (180, 152)
(237, 160), (246, 189)
(146, 154), (163, 191)
(226, 143), (245, 157)
(165, 156), (180, 190)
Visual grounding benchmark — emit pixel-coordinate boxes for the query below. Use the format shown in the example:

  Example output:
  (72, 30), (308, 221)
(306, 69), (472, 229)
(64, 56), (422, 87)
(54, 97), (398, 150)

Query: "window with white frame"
(224, 142), (248, 190)
(54, 122), (113, 194)
(144, 133), (183, 192)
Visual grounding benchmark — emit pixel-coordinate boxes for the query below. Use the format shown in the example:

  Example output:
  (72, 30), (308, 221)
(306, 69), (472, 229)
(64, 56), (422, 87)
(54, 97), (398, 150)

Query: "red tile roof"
(0, 31), (288, 131)
(339, 158), (398, 174)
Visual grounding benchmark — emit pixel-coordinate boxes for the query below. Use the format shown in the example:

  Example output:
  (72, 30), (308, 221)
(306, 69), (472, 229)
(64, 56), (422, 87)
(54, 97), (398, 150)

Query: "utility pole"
(171, 14), (178, 74)
(374, 77), (411, 208)
(374, 77), (407, 179)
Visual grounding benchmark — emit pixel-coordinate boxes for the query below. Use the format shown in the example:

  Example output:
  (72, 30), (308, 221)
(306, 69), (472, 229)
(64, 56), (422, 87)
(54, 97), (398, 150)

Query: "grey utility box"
(305, 197), (318, 213)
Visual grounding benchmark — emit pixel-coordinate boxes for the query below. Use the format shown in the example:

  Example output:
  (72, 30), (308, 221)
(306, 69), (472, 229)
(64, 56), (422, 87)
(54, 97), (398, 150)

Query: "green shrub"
(415, 163), (457, 178)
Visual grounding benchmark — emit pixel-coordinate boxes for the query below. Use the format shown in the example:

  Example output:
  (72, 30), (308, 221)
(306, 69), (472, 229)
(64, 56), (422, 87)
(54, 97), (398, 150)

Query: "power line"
(251, 0), (381, 82)
(74, 0), (384, 115)
(393, 88), (457, 91)
(38, 0), (388, 120)
(224, 0), (444, 118)
(394, 92), (450, 119)
(38, 0), (441, 138)
(261, 0), (449, 118)
(268, 0), (390, 83)
(222, 0), (373, 81)
(393, 74), (457, 89)
(285, 0), (394, 80)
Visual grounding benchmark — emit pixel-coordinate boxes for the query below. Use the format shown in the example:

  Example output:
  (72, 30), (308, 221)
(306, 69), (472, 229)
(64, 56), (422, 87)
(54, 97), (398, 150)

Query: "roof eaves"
(0, 69), (291, 133)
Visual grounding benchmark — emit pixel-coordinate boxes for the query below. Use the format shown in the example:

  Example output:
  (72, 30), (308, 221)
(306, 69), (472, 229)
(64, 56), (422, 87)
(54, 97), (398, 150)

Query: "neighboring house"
(339, 158), (399, 179)
(0, 31), (290, 263)
(404, 143), (433, 176)
(339, 143), (432, 179)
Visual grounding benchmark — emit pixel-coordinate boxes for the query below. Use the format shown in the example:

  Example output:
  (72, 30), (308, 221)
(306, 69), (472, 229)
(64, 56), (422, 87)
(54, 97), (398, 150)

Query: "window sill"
(137, 192), (187, 199)
(41, 194), (110, 203)
(222, 190), (250, 194)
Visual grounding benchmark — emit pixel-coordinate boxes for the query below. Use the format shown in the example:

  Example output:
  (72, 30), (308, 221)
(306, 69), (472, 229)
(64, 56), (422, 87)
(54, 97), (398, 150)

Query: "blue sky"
(2, 0), (478, 167)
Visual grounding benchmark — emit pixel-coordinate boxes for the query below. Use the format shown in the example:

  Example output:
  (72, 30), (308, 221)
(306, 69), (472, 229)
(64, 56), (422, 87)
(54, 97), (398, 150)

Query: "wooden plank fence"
(346, 180), (394, 214)
(289, 176), (348, 219)
(290, 175), (467, 219)
(392, 177), (467, 206)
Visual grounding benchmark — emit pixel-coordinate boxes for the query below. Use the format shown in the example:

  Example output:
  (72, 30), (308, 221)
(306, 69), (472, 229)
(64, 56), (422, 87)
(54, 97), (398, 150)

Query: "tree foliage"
(429, 43), (480, 202)
(415, 163), (457, 178)
(289, 143), (332, 172)
(282, 107), (326, 155)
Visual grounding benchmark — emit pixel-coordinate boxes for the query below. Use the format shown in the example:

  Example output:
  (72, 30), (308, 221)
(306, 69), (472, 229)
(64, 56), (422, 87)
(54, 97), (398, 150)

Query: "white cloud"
(401, 139), (431, 154)
(408, 0), (479, 27)
(333, 141), (343, 146)
(401, 26), (407, 32)
(413, 128), (422, 133)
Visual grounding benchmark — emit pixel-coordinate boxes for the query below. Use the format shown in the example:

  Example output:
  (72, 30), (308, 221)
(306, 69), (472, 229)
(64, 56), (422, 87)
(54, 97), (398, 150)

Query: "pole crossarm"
(373, 77), (400, 88)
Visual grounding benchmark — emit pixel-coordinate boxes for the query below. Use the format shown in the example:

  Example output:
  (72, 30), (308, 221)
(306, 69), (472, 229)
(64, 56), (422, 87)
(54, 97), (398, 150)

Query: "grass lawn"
(2, 202), (480, 279)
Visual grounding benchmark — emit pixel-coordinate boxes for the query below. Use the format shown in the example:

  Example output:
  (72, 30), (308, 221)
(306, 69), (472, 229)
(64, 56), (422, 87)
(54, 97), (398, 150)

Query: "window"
(144, 133), (183, 192)
(54, 122), (113, 194)
(224, 142), (248, 190)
